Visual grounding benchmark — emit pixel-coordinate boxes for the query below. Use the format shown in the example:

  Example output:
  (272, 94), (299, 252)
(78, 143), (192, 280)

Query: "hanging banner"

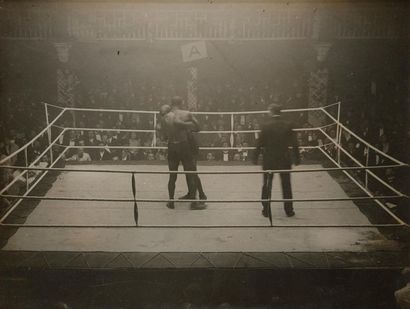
(181, 41), (207, 63)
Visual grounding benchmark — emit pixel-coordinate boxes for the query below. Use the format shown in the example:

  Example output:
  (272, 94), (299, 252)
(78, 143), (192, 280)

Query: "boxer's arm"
(156, 118), (168, 141)
(173, 118), (194, 128)
(173, 113), (196, 130)
(190, 114), (201, 132)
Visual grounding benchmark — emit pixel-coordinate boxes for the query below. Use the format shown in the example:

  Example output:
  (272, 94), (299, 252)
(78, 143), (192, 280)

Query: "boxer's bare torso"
(161, 109), (198, 143)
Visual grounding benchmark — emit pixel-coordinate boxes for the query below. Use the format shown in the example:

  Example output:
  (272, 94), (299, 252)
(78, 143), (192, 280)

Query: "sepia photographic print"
(0, 0), (409, 308)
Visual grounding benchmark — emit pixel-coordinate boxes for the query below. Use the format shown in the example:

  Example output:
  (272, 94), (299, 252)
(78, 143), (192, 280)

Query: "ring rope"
(321, 108), (404, 165)
(44, 101), (342, 114)
(0, 223), (403, 228)
(0, 108), (67, 165)
(318, 146), (407, 226)
(0, 130), (67, 196)
(319, 128), (406, 197)
(0, 164), (407, 175)
(0, 194), (403, 203)
(0, 148), (69, 224)
(63, 106), (324, 115)
(58, 145), (319, 150)
(59, 126), (324, 134)
(56, 143), (322, 150)
(1, 141), (405, 230)
(58, 145), (321, 150)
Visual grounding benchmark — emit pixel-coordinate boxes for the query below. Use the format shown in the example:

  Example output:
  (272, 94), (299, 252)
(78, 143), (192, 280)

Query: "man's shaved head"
(160, 104), (171, 116)
(171, 96), (183, 108)
(268, 103), (282, 116)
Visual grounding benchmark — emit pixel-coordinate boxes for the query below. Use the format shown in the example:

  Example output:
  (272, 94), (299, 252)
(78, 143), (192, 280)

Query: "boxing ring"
(0, 102), (408, 269)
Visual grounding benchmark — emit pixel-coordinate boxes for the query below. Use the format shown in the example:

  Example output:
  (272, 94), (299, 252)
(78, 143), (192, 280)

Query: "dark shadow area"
(0, 269), (403, 309)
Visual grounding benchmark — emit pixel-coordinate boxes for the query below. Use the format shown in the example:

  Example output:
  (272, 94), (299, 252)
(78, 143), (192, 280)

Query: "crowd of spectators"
(76, 78), (307, 112)
(50, 110), (266, 163)
(34, 78), (308, 163)
(1, 79), (408, 167)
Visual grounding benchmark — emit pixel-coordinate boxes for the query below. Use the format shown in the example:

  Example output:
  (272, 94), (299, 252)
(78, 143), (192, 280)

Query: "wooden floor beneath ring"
(2, 164), (398, 253)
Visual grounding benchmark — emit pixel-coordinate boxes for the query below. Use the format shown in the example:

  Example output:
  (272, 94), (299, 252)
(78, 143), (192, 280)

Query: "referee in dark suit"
(253, 104), (300, 218)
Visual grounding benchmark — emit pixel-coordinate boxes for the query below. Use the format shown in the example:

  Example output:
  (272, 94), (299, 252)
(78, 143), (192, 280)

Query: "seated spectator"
(324, 128), (337, 158)
(240, 142), (249, 161)
(128, 132), (143, 160)
(155, 150), (166, 161)
(63, 131), (79, 158)
(120, 149), (131, 161)
(14, 161), (48, 189)
(198, 124), (214, 147)
(85, 131), (98, 160)
(345, 140), (362, 161)
(66, 148), (92, 162)
(251, 122), (260, 144)
(214, 134), (229, 148)
(51, 145), (66, 168)
(100, 133), (109, 145)
(380, 134), (390, 154)
(0, 195), (10, 215)
(341, 130), (353, 148)
(103, 132), (121, 160)
(0, 154), (13, 192)
(0, 140), (7, 156)
(233, 152), (241, 161)
(234, 132), (245, 147)
(85, 131), (98, 146)
(219, 142), (232, 162)
(4, 137), (19, 165)
(146, 151), (155, 161)
(1, 151), (48, 199)
(374, 134), (390, 166)
(95, 130), (102, 143)
(96, 143), (112, 161)
(206, 152), (215, 161)
(143, 138), (152, 148)
(216, 117), (227, 130)
(78, 139), (86, 147)
(28, 140), (42, 164)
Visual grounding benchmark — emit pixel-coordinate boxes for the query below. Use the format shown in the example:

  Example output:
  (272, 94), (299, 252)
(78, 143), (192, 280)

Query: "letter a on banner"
(189, 45), (201, 58)
(181, 41), (207, 63)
